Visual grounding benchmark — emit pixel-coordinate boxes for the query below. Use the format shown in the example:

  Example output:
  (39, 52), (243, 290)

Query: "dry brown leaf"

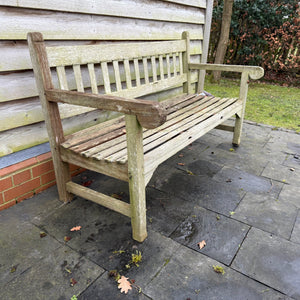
(70, 226), (81, 232)
(177, 162), (185, 166)
(118, 276), (132, 294)
(197, 240), (206, 249)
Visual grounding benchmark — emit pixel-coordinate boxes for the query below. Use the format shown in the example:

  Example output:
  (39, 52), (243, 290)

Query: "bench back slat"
(46, 40), (186, 67)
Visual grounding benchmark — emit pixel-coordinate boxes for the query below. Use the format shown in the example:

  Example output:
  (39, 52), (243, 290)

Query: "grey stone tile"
(213, 166), (283, 197)
(145, 245), (291, 300)
(146, 187), (195, 236)
(291, 212), (300, 244)
(78, 272), (151, 300)
(170, 205), (249, 265)
(233, 192), (298, 239)
(279, 184), (300, 209)
(154, 169), (245, 216)
(0, 222), (61, 286)
(1, 245), (104, 300)
(232, 228), (300, 299)
(262, 162), (300, 185)
(0, 185), (62, 225)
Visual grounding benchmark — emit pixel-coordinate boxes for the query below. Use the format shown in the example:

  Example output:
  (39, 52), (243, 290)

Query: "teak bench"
(28, 32), (263, 242)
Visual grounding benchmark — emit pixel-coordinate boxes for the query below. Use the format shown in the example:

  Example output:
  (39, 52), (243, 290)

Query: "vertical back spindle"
(87, 63), (98, 94)
(151, 56), (157, 82)
(113, 60), (122, 91)
(101, 62), (111, 94)
(159, 55), (164, 80)
(124, 59), (132, 89)
(166, 54), (171, 78)
(142, 58), (149, 84)
(73, 64), (84, 92)
(134, 58), (141, 87)
(56, 66), (69, 90)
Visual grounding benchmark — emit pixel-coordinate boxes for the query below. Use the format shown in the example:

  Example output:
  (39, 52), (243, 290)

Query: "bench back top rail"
(30, 32), (191, 100)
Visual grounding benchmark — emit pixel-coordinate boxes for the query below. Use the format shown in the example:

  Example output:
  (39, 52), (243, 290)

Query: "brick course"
(0, 152), (84, 211)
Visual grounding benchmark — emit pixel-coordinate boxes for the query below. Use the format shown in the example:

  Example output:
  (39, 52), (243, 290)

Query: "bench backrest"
(32, 32), (192, 100)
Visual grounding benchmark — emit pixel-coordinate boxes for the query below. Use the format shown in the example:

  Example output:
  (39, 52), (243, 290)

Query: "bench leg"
(125, 115), (147, 242)
(232, 114), (243, 147)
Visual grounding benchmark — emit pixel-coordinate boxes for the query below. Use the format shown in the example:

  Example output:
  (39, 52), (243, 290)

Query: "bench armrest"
(189, 63), (264, 80)
(45, 89), (166, 129)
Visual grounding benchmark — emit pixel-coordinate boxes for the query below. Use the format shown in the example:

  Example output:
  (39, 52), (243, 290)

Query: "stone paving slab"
(170, 205), (249, 265)
(1, 245), (104, 300)
(144, 244), (291, 300)
(0, 221), (61, 286)
(233, 192), (298, 239)
(291, 213), (300, 244)
(262, 162), (299, 185)
(232, 227), (300, 299)
(153, 169), (245, 216)
(78, 271), (151, 300)
(213, 166), (283, 197)
(279, 184), (300, 209)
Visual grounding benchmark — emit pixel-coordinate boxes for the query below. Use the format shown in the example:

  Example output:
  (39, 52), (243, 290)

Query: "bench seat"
(61, 94), (241, 184)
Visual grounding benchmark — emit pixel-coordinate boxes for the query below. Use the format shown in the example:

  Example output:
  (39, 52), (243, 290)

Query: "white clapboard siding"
(162, 0), (206, 7)
(0, 40), (202, 72)
(0, 0), (204, 23)
(0, 7), (203, 40)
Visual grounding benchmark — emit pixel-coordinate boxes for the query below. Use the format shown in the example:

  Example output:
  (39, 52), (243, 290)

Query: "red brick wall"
(0, 152), (84, 211)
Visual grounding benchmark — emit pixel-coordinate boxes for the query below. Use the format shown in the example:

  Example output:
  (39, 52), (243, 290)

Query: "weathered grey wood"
(87, 63), (98, 94)
(232, 71), (249, 146)
(1, 0), (205, 24)
(66, 182), (131, 217)
(0, 8), (204, 40)
(27, 32), (72, 203)
(73, 64), (84, 92)
(124, 59), (132, 89)
(56, 66), (69, 90)
(151, 56), (158, 82)
(162, 0), (206, 8)
(133, 58), (141, 86)
(0, 40), (202, 72)
(101, 62), (112, 94)
(189, 63), (264, 79)
(143, 58), (150, 84)
(197, 0), (213, 92)
(216, 124), (235, 132)
(182, 31), (192, 93)
(60, 147), (128, 181)
(166, 54), (171, 78)
(113, 61), (122, 92)
(45, 89), (167, 129)
(159, 55), (164, 79)
(125, 115), (147, 242)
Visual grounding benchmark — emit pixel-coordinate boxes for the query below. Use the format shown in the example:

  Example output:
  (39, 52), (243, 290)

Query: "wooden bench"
(28, 31), (264, 242)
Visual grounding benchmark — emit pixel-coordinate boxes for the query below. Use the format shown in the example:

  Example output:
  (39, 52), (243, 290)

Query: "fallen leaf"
(177, 162), (185, 166)
(118, 276), (132, 294)
(10, 265), (17, 273)
(70, 226), (81, 231)
(178, 154), (184, 158)
(186, 170), (194, 175)
(290, 168), (295, 172)
(213, 265), (225, 275)
(111, 193), (122, 200)
(197, 240), (206, 249)
(40, 232), (47, 238)
(64, 236), (72, 242)
(229, 211), (235, 216)
(82, 180), (93, 187)
(216, 215), (220, 220)
(70, 278), (78, 286)
(229, 148), (235, 152)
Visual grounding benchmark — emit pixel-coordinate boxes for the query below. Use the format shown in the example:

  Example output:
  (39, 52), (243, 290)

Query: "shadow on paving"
(0, 122), (299, 300)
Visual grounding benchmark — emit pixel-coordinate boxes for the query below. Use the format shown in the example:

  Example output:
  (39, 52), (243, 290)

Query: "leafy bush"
(209, 0), (300, 77)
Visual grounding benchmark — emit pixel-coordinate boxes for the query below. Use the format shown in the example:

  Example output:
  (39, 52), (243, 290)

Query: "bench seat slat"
(61, 95), (241, 168)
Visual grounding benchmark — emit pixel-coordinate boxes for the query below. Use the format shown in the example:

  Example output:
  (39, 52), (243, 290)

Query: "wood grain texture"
(0, 0), (205, 24)
(0, 7), (204, 40)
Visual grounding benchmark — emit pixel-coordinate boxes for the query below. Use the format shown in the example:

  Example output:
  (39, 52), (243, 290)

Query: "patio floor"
(1, 121), (300, 300)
